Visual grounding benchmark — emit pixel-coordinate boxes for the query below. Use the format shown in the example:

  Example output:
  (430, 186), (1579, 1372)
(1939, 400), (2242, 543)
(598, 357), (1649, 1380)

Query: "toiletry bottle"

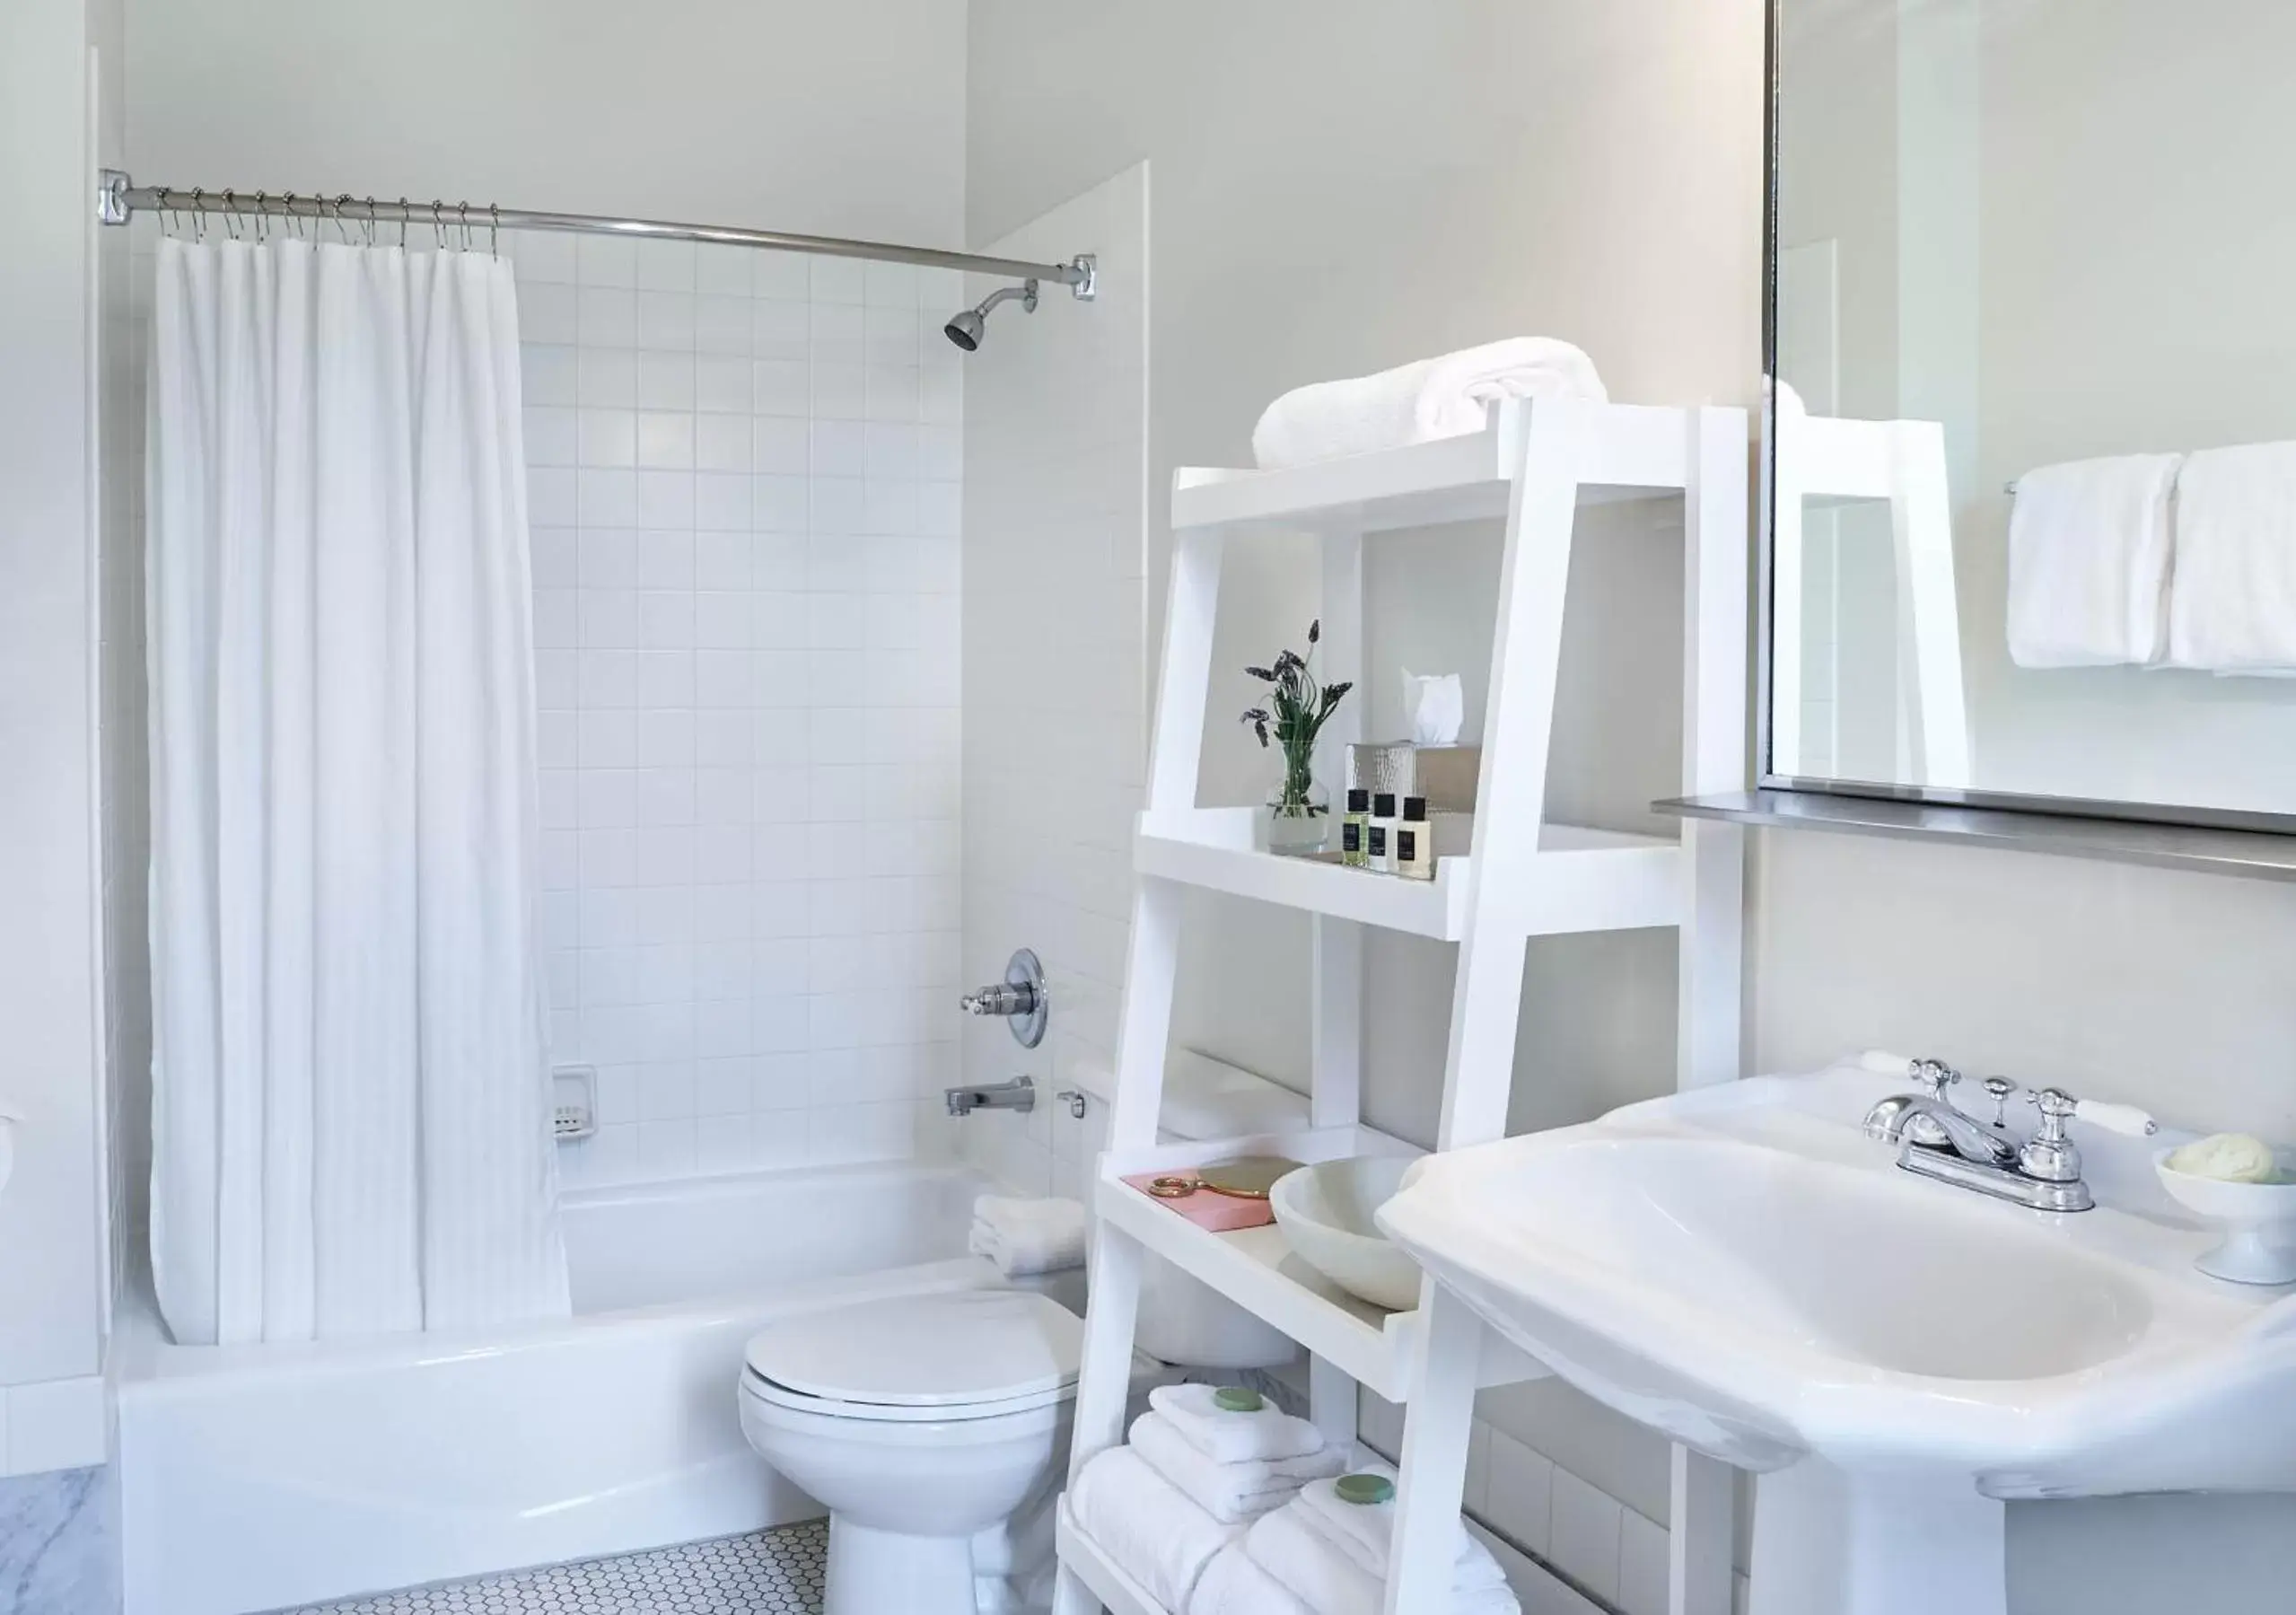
(1397, 796), (1433, 881)
(1370, 792), (1398, 873)
(1341, 788), (1371, 868)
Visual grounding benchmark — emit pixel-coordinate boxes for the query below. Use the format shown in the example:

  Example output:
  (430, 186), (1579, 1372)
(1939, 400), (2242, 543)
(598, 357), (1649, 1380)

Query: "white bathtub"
(116, 1158), (999, 1615)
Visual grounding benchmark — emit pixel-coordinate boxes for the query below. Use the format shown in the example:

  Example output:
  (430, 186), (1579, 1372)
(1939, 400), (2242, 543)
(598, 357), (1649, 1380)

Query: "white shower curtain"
(145, 235), (570, 1345)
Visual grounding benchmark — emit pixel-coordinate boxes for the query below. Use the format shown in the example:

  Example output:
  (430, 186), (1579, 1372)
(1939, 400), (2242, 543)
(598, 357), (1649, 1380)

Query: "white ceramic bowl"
(2154, 1146), (2296, 1285)
(1270, 1156), (1424, 1310)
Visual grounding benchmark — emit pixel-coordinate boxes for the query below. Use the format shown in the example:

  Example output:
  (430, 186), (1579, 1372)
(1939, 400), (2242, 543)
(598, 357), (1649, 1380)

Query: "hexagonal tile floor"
(286, 1522), (826, 1614)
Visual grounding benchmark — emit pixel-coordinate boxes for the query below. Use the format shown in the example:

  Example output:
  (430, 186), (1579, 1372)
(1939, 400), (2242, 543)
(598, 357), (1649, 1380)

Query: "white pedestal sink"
(1376, 1064), (2296, 1615)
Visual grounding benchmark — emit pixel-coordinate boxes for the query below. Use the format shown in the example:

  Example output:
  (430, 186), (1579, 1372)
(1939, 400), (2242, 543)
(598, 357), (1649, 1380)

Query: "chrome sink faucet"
(1862, 1058), (2157, 1214)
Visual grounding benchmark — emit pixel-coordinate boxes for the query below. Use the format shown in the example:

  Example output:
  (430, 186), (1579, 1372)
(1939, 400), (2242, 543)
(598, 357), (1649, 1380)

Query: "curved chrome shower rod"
(95, 170), (1098, 300)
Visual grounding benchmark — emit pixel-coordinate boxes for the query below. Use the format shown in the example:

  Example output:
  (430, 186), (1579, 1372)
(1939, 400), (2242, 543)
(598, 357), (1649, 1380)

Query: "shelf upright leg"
(1678, 405), (1748, 1093)
(1143, 522), (1227, 826)
(1434, 399), (1583, 1151)
(1669, 408), (1752, 1611)
(1381, 1284), (1484, 1615)
(1670, 1446), (1736, 1615)
(1306, 523), (1368, 1456)
(1311, 524), (1365, 1133)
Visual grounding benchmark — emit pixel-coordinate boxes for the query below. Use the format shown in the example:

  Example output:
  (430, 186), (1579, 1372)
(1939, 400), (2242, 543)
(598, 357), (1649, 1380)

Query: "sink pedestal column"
(1749, 1460), (2005, 1615)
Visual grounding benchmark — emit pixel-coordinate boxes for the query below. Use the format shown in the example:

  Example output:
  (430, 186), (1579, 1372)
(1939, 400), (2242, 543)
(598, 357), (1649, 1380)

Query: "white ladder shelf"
(1052, 399), (1750, 1615)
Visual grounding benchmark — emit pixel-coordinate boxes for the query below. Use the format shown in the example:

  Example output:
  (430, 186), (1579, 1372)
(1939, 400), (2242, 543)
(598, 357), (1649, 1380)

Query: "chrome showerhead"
(944, 279), (1038, 351)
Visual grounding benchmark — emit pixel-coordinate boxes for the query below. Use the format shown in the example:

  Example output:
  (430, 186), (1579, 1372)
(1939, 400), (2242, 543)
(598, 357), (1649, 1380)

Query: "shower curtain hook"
(397, 198), (410, 250)
(458, 200), (471, 252)
(251, 191), (267, 242)
(432, 199), (445, 252)
(489, 203), (501, 259)
(337, 195), (356, 245)
(363, 197), (377, 248)
(190, 189), (205, 241)
(222, 190), (240, 241)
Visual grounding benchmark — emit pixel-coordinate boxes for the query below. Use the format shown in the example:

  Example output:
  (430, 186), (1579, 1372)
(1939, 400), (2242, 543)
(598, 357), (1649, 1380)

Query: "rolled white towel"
(968, 1194), (1087, 1277)
(1151, 1382), (1328, 1465)
(1130, 1411), (1346, 1524)
(1293, 1465), (1508, 1591)
(1250, 338), (1608, 470)
(1071, 1447), (1241, 1612)
(1247, 1501), (1520, 1615)
(1188, 1543), (1314, 1615)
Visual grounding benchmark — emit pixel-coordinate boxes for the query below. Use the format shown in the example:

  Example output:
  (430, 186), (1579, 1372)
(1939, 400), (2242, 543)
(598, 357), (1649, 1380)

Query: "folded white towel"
(1188, 1543), (1314, 1615)
(2006, 452), (2183, 668)
(1150, 1382), (1328, 1466)
(1248, 1501), (1520, 1615)
(1130, 1412), (1345, 1524)
(2168, 442), (2296, 672)
(968, 1195), (1087, 1277)
(1250, 338), (1608, 470)
(1071, 1447), (1242, 1612)
(1293, 1467), (1508, 1591)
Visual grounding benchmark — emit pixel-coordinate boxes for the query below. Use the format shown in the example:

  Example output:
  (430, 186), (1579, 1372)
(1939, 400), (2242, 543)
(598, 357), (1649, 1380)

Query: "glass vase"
(1259, 773), (1331, 856)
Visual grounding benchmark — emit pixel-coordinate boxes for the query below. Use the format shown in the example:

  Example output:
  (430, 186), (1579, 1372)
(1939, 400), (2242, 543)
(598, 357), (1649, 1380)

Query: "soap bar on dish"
(2167, 1133), (2283, 1184)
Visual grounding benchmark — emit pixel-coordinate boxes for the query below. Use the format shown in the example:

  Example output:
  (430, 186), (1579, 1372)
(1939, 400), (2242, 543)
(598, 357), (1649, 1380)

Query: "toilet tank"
(1133, 1050), (1310, 1371)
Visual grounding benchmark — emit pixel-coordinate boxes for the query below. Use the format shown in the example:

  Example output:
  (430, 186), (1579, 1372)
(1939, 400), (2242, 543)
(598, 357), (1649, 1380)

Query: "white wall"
(0, 0), (108, 1419)
(125, 0), (966, 247)
(956, 163), (1149, 1200)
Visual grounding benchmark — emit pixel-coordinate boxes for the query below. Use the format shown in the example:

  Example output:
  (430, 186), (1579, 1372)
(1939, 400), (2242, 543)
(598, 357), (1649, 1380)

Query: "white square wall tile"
(1548, 1466), (1625, 1605)
(810, 256), (867, 304)
(1617, 1507), (1670, 1615)
(503, 241), (960, 1193)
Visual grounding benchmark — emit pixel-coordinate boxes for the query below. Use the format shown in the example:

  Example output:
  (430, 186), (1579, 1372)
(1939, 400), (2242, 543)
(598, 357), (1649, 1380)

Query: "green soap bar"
(1336, 1473), (1397, 1505)
(1212, 1386), (1265, 1413)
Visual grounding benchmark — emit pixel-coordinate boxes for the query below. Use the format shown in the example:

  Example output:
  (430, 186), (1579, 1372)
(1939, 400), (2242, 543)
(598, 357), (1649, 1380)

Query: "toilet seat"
(742, 1288), (1082, 1425)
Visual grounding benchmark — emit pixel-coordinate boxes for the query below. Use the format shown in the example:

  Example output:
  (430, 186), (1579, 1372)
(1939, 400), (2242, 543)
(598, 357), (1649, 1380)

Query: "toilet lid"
(743, 1289), (1082, 1411)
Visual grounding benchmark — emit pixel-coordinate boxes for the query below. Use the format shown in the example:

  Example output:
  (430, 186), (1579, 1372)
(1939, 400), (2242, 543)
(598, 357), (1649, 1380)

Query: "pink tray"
(1118, 1171), (1275, 1233)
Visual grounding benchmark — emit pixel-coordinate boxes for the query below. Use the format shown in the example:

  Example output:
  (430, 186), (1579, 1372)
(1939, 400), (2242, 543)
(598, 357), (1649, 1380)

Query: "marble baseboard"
(0, 1466), (117, 1615)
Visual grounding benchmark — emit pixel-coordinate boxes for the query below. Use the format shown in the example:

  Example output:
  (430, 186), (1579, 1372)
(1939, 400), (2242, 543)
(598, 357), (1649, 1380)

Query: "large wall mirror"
(1766, 1), (2296, 828)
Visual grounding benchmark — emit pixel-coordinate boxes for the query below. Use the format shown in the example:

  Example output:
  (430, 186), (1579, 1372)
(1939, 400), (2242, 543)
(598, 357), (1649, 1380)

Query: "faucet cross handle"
(2027, 1086), (2158, 1141)
(1909, 1058), (1962, 1097)
(2019, 1086), (2158, 1188)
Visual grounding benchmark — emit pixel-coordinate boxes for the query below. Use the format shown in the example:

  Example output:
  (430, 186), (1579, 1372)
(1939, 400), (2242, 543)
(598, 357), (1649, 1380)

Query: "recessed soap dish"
(553, 1066), (597, 1141)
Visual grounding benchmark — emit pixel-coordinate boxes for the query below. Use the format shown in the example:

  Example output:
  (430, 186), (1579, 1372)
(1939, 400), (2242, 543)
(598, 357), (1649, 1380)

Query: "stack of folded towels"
(967, 1194), (1087, 1278)
(1069, 1385), (1517, 1614)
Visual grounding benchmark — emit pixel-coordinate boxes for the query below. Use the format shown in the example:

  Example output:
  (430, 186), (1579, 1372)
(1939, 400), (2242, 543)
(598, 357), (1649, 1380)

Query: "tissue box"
(1346, 743), (1481, 813)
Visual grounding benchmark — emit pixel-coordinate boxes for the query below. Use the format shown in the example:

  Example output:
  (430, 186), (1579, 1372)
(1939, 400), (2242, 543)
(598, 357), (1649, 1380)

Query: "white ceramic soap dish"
(2155, 1147), (2296, 1286)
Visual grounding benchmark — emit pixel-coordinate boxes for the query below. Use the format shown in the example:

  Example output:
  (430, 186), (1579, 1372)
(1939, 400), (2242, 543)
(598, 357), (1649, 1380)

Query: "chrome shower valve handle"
(958, 948), (1048, 1049)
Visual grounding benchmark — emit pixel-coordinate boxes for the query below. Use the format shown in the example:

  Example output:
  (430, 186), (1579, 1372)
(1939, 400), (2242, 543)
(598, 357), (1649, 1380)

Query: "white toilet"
(739, 1049), (1308, 1614)
(739, 1286), (1085, 1615)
